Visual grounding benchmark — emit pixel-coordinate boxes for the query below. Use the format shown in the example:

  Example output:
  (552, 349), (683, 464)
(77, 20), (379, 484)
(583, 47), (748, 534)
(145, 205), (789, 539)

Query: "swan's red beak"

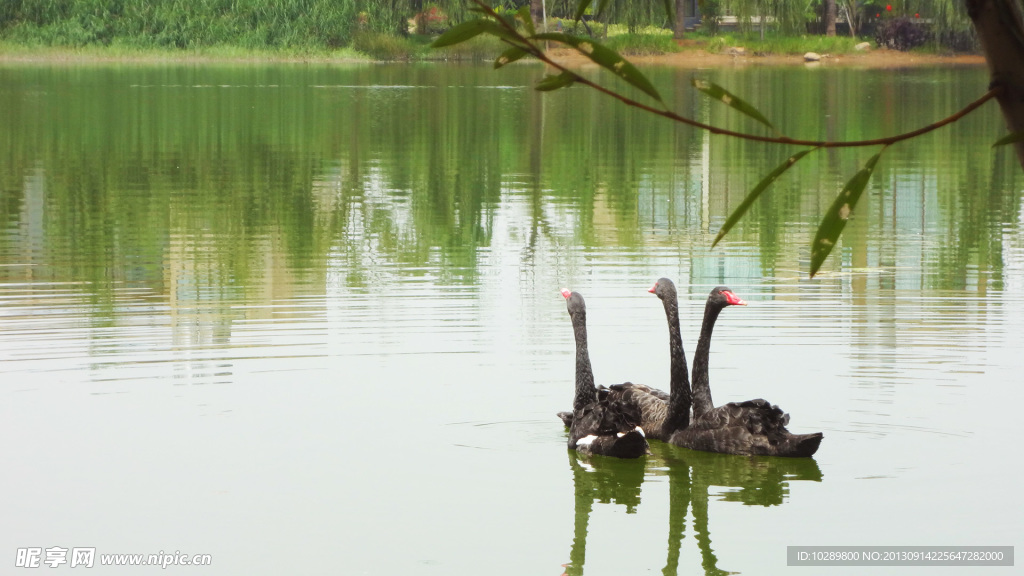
(723, 291), (747, 306)
(648, 282), (658, 294)
(560, 288), (572, 299)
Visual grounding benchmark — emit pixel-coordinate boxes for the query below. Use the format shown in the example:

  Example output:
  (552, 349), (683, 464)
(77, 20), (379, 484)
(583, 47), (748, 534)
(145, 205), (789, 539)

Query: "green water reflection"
(0, 64), (1019, 304)
(0, 63), (1021, 576)
(564, 444), (822, 575)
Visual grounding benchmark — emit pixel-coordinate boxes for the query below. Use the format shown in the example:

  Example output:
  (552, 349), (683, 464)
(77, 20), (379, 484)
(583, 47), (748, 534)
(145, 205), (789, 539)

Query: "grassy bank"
(0, 0), (945, 63)
(698, 32), (865, 56)
(0, 0), (359, 49)
(0, 40), (367, 62)
(0, 32), (926, 64)
(0, 0), (506, 61)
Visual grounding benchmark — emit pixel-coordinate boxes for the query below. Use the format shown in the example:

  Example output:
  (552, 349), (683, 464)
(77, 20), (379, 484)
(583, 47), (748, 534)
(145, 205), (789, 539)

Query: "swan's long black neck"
(662, 290), (691, 433)
(571, 309), (599, 410)
(690, 301), (723, 419)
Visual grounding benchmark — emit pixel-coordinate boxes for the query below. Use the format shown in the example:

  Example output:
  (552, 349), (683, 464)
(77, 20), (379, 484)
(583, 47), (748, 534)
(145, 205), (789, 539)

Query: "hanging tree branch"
(435, 0), (1019, 276)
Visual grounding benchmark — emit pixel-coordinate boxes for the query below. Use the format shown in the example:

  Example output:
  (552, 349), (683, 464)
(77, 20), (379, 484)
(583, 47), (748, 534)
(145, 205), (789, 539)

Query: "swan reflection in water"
(561, 443), (823, 576)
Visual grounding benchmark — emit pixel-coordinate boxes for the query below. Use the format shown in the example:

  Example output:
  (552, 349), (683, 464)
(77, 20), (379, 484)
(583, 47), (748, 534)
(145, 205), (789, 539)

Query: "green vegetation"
(352, 31), (508, 60)
(0, 0), (358, 49)
(0, 65), (1014, 293)
(697, 31), (863, 55)
(0, 0), (978, 60)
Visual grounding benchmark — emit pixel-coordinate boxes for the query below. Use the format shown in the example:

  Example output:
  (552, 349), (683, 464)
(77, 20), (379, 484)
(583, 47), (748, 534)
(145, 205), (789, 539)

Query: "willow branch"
(538, 52), (999, 148)
(482, 1), (1001, 149)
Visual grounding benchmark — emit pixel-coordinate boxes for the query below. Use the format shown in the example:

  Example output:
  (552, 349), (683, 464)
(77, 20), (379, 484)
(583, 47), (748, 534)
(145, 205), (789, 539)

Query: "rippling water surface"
(1, 62), (1021, 575)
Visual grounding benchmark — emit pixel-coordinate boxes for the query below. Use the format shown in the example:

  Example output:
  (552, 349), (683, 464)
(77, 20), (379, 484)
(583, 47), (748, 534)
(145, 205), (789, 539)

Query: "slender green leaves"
(431, 19), (491, 47)
(536, 71), (577, 91)
(431, 18), (518, 47)
(809, 149), (886, 277)
(573, 0), (593, 22)
(992, 130), (1024, 147)
(494, 46), (529, 68)
(516, 5), (535, 36)
(712, 149), (816, 248)
(533, 33), (662, 103)
(692, 78), (776, 131)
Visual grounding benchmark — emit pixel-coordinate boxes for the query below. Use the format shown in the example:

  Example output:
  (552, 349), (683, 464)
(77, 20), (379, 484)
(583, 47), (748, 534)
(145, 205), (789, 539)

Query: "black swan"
(563, 280), (685, 441)
(555, 281), (676, 439)
(561, 288), (649, 458)
(651, 279), (823, 457)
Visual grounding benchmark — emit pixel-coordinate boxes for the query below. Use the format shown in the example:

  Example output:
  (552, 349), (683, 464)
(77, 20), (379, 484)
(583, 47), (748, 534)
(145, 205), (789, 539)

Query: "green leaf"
(573, 0), (593, 22)
(596, 0), (611, 17)
(533, 33), (663, 103)
(431, 19), (490, 48)
(431, 18), (520, 48)
(809, 150), (885, 278)
(712, 149), (815, 248)
(992, 130), (1024, 147)
(516, 5), (535, 36)
(691, 78), (775, 131)
(494, 46), (529, 69)
(536, 71), (577, 91)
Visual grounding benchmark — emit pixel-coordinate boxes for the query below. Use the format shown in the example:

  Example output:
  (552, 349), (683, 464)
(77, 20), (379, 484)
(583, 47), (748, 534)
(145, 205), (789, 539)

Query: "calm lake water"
(1, 61), (1021, 575)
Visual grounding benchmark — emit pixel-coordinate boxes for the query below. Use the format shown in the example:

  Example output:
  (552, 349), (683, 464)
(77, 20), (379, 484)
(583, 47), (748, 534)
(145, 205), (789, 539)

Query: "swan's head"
(561, 288), (586, 317)
(711, 286), (747, 307)
(648, 277), (677, 301)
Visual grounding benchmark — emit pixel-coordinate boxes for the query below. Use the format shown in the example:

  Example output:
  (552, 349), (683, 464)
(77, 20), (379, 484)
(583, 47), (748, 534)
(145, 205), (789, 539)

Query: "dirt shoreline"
(546, 46), (986, 69)
(0, 46), (987, 68)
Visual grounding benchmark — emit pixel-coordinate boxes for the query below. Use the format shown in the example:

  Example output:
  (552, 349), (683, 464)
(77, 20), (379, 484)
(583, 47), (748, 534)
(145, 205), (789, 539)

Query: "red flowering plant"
(414, 4), (449, 35)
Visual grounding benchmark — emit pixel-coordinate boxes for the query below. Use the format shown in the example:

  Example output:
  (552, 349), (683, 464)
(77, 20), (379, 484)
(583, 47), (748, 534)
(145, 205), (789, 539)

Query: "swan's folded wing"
(556, 383), (663, 430)
(571, 391), (643, 439)
(691, 399), (790, 435)
(608, 382), (670, 402)
(606, 382), (670, 439)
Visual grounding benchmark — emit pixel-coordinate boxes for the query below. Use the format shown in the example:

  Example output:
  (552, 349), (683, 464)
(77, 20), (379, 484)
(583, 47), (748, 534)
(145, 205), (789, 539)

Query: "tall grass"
(351, 31), (418, 60)
(0, 0), (499, 58)
(604, 33), (682, 56)
(351, 31), (506, 61)
(0, 0), (359, 49)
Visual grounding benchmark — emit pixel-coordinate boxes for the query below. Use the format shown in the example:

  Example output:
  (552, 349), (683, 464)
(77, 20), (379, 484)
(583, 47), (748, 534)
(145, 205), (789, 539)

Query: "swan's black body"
(563, 289), (649, 458)
(653, 280), (823, 457)
(558, 383), (671, 439)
